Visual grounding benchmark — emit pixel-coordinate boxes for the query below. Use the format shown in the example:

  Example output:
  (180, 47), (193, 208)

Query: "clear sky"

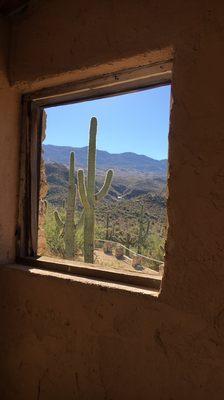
(45, 84), (171, 160)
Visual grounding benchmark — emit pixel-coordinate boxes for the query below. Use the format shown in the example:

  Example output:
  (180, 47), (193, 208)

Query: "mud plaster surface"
(1, 1), (224, 399)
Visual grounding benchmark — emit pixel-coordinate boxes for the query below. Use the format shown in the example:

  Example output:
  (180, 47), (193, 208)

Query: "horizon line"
(43, 143), (168, 162)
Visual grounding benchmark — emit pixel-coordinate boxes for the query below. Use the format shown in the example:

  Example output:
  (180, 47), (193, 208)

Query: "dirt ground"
(93, 249), (159, 276)
(41, 247), (161, 276)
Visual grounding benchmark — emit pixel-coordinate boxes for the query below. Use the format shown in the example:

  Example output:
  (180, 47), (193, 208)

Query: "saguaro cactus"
(105, 212), (110, 240)
(54, 152), (77, 259)
(137, 205), (150, 254)
(116, 231), (136, 257)
(105, 213), (117, 241)
(125, 232), (134, 257)
(78, 117), (113, 263)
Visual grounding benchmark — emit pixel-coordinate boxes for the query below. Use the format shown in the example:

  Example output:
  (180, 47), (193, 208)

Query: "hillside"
(43, 144), (167, 174)
(45, 161), (167, 206)
(44, 144), (167, 207)
(44, 160), (167, 242)
(42, 148), (167, 262)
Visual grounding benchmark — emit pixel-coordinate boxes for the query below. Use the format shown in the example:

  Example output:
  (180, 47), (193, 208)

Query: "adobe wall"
(0, 19), (20, 263)
(1, 264), (224, 400)
(1, 1), (224, 399)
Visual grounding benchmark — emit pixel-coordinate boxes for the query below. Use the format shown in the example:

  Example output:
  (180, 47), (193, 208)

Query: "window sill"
(16, 256), (162, 296)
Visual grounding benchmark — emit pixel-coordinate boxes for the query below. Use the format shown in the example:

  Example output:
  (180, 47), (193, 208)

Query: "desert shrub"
(144, 230), (165, 261)
(45, 204), (90, 258)
(44, 205), (64, 257)
(95, 223), (106, 241)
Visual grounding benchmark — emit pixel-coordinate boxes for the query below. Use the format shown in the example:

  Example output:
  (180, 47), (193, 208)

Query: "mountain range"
(43, 144), (167, 175)
(43, 144), (167, 209)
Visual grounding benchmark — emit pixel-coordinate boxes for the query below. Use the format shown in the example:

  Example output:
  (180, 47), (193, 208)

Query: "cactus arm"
(95, 169), (113, 202)
(77, 169), (90, 210)
(54, 210), (64, 229)
(146, 220), (150, 235)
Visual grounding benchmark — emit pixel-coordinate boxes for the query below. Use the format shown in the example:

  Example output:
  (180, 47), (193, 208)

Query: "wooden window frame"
(16, 59), (172, 291)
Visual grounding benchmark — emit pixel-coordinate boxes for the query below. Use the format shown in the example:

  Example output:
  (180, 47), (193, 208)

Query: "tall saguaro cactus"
(78, 117), (113, 263)
(54, 152), (77, 259)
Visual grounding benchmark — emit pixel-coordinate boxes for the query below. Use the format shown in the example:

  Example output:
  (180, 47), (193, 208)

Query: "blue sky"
(45, 84), (171, 160)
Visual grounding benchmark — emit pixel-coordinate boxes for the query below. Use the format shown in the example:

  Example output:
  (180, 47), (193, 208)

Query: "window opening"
(37, 85), (171, 279)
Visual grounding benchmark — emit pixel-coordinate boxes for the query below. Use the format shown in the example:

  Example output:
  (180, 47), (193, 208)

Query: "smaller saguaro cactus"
(125, 232), (136, 257)
(116, 231), (136, 257)
(54, 152), (81, 260)
(105, 212), (110, 240)
(137, 205), (150, 254)
(78, 117), (114, 263)
(111, 224), (116, 240)
(108, 222), (117, 241)
(104, 213), (117, 241)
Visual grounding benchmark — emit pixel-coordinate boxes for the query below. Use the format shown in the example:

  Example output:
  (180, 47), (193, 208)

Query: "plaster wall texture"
(0, 1), (224, 399)
(1, 265), (224, 400)
(0, 19), (20, 263)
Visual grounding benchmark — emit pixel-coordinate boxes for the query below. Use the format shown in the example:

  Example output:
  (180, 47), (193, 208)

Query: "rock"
(103, 241), (113, 254)
(115, 245), (124, 259)
(132, 255), (144, 271)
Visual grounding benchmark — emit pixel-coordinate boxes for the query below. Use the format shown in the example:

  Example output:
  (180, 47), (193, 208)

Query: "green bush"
(144, 230), (165, 261)
(44, 201), (166, 266)
(44, 205), (64, 257)
(45, 206), (86, 258)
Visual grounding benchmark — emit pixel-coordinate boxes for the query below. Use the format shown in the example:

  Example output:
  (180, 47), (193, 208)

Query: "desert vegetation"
(40, 117), (167, 274)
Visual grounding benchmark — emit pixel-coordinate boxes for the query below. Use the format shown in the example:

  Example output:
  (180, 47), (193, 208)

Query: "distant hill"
(43, 144), (167, 234)
(45, 161), (166, 207)
(43, 144), (167, 175)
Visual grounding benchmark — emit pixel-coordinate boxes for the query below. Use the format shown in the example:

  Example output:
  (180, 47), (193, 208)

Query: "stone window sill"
(12, 258), (161, 297)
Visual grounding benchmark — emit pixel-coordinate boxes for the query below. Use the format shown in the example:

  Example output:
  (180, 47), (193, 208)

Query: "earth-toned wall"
(0, 19), (20, 263)
(0, 1), (224, 399)
(1, 264), (224, 400)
